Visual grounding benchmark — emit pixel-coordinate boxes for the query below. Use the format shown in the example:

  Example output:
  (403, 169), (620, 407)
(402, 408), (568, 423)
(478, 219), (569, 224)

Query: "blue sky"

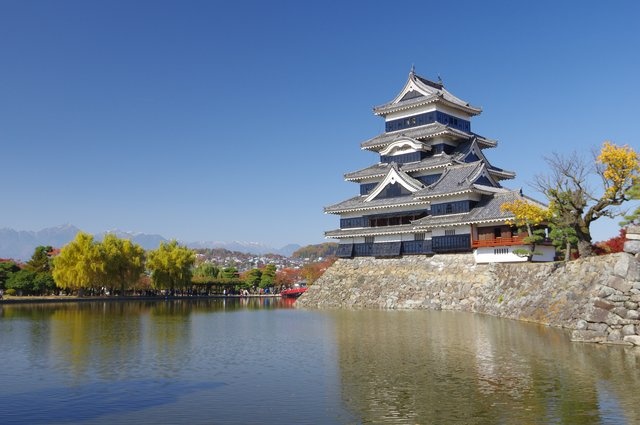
(1, 0), (638, 248)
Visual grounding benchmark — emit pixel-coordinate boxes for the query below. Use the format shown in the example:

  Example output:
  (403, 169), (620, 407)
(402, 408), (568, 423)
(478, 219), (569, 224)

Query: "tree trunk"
(564, 241), (571, 262)
(577, 239), (594, 257)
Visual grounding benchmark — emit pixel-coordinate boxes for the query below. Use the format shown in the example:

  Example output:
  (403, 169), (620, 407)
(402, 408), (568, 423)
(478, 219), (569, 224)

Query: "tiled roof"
(413, 163), (483, 198)
(373, 71), (482, 116)
(325, 224), (416, 238)
(410, 190), (543, 229)
(324, 194), (430, 214)
(361, 123), (467, 150)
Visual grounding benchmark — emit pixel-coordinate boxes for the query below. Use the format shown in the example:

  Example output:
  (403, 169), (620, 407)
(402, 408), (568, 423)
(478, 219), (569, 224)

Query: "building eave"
(324, 199), (431, 215)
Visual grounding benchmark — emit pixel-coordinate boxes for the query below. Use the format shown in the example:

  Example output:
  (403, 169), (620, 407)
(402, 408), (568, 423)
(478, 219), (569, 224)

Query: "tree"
(146, 240), (195, 291)
(620, 181), (640, 226)
(194, 263), (219, 279)
(244, 268), (262, 287)
(0, 261), (20, 289)
(220, 267), (239, 280)
(100, 234), (146, 295)
(594, 228), (626, 254)
(259, 264), (276, 289)
(534, 142), (639, 257)
(25, 246), (53, 273)
(500, 199), (551, 261)
(6, 269), (36, 295)
(53, 232), (104, 293)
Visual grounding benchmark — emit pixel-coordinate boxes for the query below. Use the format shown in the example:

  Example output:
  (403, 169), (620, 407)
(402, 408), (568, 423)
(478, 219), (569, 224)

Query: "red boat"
(280, 286), (308, 298)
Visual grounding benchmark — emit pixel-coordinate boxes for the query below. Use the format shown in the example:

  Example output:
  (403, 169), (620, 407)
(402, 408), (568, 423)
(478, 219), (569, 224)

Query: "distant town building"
(325, 69), (554, 263)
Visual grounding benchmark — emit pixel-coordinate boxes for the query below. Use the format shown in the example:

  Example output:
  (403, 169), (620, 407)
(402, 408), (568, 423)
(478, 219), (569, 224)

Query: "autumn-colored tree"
(534, 141), (639, 257)
(100, 234), (146, 295)
(500, 199), (551, 261)
(53, 232), (104, 293)
(276, 267), (301, 286)
(300, 257), (337, 285)
(594, 228), (626, 254)
(146, 240), (195, 291)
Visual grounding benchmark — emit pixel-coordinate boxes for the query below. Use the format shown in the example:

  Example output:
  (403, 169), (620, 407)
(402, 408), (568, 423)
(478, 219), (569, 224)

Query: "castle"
(324, 69), (554, 263)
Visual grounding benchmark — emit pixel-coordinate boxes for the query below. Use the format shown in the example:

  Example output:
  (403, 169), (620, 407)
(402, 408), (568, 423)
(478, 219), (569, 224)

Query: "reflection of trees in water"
(335, 310), (640, 424)
(48, 303), (147, 381)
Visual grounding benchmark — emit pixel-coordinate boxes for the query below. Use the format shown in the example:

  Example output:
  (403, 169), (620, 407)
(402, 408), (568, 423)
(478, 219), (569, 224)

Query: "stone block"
(607, 294), (630, 302)
(623, 335), (640, 346)
(585, 305), (611, 323)
(587, 322), (609, 332)
(607, 329), (622, 341)
(626, 225), (640, 238)
(597, 285), (616, 298)
(624, 240), (640, 255)
(576, 319), (588, 330)
(571, 330), (607, 343)
(612, 307), (628, 318)
(622, 324), (636, 336)
(626, 309), (640, 320)
(594, 298), (615, 311)
(606, 276), (632, 293)
(624, 301), (639, 310)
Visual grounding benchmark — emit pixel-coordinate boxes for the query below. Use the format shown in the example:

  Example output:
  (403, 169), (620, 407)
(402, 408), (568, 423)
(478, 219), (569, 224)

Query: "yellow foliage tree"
(52, 232), (104, 293)
(501, 199), (551, 261)
(146, 240), (195, 291)
(535, 141), (640, 257)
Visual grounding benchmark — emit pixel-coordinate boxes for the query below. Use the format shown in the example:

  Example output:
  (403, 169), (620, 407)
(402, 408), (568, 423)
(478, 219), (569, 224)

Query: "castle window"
(415, 233), (425, 241)
(445, 229), (456, 236)
(365, 236), (375, 244)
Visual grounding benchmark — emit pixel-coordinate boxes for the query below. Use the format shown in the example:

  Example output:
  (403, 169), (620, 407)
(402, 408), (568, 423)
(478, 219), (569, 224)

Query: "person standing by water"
(0, 289), (4, 300)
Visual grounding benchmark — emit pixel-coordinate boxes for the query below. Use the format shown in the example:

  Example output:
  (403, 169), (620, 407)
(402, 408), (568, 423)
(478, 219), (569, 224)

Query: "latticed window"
(364, 236), (375, 244)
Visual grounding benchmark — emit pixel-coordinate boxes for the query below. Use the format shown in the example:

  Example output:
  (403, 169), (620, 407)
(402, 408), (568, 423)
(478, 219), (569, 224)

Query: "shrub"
(5, 288), (16, 296)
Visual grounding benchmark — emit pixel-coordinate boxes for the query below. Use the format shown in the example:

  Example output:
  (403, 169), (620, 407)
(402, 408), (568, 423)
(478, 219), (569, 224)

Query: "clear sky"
(1, 0), (638, 248)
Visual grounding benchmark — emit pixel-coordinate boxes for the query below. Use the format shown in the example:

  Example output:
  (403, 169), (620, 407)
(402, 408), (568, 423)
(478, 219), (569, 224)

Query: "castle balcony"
(471, 235), (528, 248)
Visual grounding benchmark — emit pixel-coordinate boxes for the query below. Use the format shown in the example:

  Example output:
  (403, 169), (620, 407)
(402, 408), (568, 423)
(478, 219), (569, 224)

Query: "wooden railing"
(471, 235), (528, 248)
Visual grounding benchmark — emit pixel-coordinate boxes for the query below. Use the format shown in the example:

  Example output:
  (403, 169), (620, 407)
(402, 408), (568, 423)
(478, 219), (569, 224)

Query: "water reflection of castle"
(334, 310), (638, 423)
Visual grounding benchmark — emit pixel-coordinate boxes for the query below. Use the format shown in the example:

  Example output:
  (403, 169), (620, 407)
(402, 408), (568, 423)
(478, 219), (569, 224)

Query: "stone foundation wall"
(297, 251), (640, 346)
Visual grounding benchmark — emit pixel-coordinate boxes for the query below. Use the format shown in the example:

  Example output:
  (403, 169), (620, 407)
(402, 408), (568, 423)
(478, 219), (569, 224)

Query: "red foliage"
(594, 228), (627, 255)
(276, 267), (302, 286)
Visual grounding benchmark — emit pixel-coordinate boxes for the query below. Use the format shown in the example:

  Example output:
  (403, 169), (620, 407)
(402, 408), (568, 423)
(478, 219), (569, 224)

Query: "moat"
(1, 298), (638, 424)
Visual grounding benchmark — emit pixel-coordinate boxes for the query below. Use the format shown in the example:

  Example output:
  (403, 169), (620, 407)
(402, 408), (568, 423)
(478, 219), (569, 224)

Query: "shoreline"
(0, 294), (281, 305)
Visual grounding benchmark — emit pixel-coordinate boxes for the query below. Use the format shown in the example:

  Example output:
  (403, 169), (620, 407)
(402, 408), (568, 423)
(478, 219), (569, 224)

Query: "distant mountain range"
(0, 225), (301, 261)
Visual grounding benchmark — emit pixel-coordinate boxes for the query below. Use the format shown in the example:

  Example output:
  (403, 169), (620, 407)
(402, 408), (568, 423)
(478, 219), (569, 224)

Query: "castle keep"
(325, 70), (554, 263)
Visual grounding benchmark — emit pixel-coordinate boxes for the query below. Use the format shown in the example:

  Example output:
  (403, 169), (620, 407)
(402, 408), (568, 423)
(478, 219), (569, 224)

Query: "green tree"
(146, 240), (195, 291)
(100, 234), (146, 295)
(244, 268), (262, 287)
(220, 267), (239, 280)
(194, 263), (219, 279)
(620, 181), (640, 226)
(6, 269), (36, 295)
(259, 264), (276, 289)
(25, 246), (53, 273)
(0, 261), (20, 289)
(53, 232), (104, 293)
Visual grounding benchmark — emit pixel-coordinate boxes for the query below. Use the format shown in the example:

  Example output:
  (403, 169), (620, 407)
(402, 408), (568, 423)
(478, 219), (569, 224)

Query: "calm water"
(1, 299), (639, 424)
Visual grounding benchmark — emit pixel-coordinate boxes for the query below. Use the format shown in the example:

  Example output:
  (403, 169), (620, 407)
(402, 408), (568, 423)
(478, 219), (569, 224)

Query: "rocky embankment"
(298, 246), (640, 346)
